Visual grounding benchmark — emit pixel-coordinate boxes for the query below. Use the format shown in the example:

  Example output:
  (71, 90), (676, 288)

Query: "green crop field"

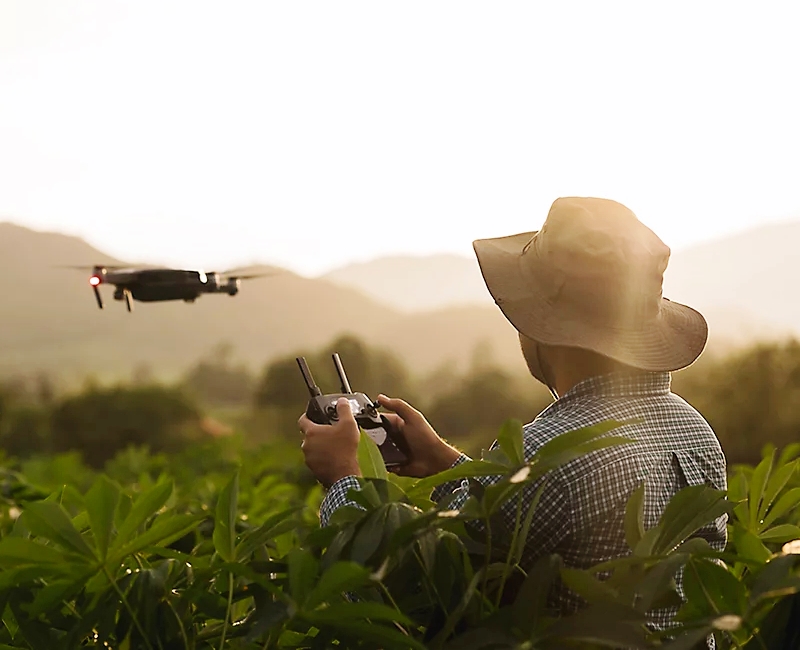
(1, 419), (799, 649)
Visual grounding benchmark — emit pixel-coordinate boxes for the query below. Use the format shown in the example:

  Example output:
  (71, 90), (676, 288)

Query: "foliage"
(0, 420), (799, 649)
(49, 385), (205, 468)
(672, 339), (800, 464)
(181, 343), (257, 407)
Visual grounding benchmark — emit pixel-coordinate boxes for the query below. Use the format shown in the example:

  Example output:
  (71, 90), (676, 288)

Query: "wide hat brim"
(473, 231), (708, 372)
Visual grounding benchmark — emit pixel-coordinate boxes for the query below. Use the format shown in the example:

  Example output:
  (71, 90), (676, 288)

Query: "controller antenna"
(331, 353), (352, 393)
(296, 357), (322, 397)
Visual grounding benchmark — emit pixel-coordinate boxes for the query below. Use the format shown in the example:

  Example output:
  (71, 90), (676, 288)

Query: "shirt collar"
(559, 370), (672, 401)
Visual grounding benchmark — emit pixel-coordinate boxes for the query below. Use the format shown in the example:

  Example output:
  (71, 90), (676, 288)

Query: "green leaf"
(636, 485), (732, 557)
(111, 479), (174, 551)
(304, 562), (373, 609)
(406, 459), (510, 499)
(288, 547), (319, 606)
(560, 567), (620, 605)
(749, 450), (774, 530)
(302, 618), (427, 650)
(512, 553), (562, 636)
(624, 483), (646, 551)
(762, 487), (800, 529)
(304, 601), (415, 626)
(730, 525), (772, 564)
(110, 513), (203, 563)
(84, 475), (121, 560)
(213, 471), (239, 563)
(542, 602), (648, 647)
(357, 429), (388, 480)
(496, 418), (525, 466)
(759, 459), (798, 524)
(681, 558), (748, 618)
(0, 538), (70, 566)
(236, 507), (302, 561)
(20, 500), (95, 560)
(533, 419), (640, 465)
(759, 523), (800, 543)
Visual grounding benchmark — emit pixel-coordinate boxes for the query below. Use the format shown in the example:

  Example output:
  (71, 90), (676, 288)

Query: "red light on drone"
(89, 275), (101, 286)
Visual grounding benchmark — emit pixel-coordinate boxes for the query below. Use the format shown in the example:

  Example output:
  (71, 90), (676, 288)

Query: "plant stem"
(103, 566), (154, 650)
(495, 494), (524, 609)
(165, 596), (191, 650)
(219, 570), (234, 650)
(480, 518), (492, 617)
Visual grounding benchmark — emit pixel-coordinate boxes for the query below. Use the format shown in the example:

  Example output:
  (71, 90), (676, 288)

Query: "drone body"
(78, 265), (273, 312)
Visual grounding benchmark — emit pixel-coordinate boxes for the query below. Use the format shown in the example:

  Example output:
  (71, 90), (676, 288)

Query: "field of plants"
(2, 337), (800, 648)
(1, 417), (800, 649)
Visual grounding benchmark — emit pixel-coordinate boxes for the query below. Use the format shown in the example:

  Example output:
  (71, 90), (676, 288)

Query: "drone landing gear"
(124, 290), (133, 312)
(93, 285), (104, 309)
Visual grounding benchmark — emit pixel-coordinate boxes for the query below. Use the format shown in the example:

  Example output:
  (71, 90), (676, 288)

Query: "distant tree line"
(1, 335), (799, 467)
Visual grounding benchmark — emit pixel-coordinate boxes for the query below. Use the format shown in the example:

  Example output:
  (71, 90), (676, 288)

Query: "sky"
(1, 1), (799, 277)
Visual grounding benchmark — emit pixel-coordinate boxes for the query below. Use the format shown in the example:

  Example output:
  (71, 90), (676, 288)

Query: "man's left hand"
(298, 397), (362, 488)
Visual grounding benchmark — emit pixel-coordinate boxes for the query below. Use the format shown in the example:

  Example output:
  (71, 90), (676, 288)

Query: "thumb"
(336, 397), (356, 422)
(376, 394), (420, 422)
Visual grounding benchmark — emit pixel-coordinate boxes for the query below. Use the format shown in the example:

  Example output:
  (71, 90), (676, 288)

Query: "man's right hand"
(375, 394), (462, 478)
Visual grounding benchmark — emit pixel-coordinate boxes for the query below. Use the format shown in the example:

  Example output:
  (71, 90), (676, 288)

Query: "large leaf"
(762, 487), (800, 529)
(109, 513), (204, 563)
(533, 419), (640, 466)
(407, 460), (511, 499)
(288, 546), (319, 606)
(636, 485), (732, 557)
(0, 538), (70, 566)
(760, 523), (800, 543)
(357, 429), (388, 480)
(20, 500), (95, 560)
(624, 483), (646, 551)
(84, 475), (121, 560)
(681, 558), (748, 618)
(749, 450), (774, 530)
(111, 479), (174, 551)
(213, 471), (239, 563)
(496, 419), (525, 466)
(236, 506), (302, 561)
(304, 561), (372, 609)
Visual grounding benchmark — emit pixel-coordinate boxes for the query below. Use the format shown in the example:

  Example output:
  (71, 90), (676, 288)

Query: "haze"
(1, 1), (799, 276)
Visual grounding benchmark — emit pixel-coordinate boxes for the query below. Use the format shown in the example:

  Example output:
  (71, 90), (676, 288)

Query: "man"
(298, 197), (727, 637)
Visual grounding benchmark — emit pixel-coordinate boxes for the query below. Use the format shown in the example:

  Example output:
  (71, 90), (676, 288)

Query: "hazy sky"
(1, 1), (799, 276)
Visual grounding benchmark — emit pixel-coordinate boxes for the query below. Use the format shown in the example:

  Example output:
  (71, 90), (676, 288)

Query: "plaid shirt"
(320, 371), (728, 643)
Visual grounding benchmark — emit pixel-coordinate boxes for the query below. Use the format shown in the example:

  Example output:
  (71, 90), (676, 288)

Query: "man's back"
(521, 371), (727, 628)
(432, 370), (727, 631)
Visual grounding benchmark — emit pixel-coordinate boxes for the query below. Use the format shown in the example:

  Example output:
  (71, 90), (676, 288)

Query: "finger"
(380, 412), (403, 430)
(336, 397), (356, 422)
(376, 395), (421, 422)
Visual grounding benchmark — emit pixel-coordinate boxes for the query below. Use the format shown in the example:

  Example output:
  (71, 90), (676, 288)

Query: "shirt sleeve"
(319, 475), (362, 527)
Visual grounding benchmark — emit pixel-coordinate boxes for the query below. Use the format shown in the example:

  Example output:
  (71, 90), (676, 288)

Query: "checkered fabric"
(319, 370), (727, 646)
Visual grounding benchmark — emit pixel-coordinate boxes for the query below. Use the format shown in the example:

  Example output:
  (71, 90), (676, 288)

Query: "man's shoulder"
(521, 389), (721, 460)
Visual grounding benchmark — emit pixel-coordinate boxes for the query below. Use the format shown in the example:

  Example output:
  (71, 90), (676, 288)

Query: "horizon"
(2, 1), (799, 276)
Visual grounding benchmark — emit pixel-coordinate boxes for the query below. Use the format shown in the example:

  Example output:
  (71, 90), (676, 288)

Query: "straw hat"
(472, 197), (708, 374)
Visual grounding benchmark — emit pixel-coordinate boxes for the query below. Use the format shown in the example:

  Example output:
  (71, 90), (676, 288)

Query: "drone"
(63, 264), (279, 312)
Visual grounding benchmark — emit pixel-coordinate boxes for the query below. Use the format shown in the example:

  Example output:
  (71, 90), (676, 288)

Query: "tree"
(181, 342), (257, 406)
(50, 385), (204, 468)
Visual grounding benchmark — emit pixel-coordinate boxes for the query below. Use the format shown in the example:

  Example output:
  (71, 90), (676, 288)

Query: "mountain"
(0, 222), (529, 384)
(319, 221), (800, 348)
(321, 254), (491, 312)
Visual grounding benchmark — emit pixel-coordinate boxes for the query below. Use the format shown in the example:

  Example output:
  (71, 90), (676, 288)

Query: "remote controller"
(296, 353), (409, 467)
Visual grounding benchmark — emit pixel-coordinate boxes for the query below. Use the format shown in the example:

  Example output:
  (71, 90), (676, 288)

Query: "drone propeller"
(92, 284), (103, 309)
(228, 271), (282, 280)
(57, 264), (125, 271)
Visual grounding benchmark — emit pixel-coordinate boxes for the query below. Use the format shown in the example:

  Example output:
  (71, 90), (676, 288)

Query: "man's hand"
(375, 394), (461, 478)
(298, 397), (362, 489)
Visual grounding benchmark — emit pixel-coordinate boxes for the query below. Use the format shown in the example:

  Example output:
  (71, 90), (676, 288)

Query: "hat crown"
(523, 197), (671, 328)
